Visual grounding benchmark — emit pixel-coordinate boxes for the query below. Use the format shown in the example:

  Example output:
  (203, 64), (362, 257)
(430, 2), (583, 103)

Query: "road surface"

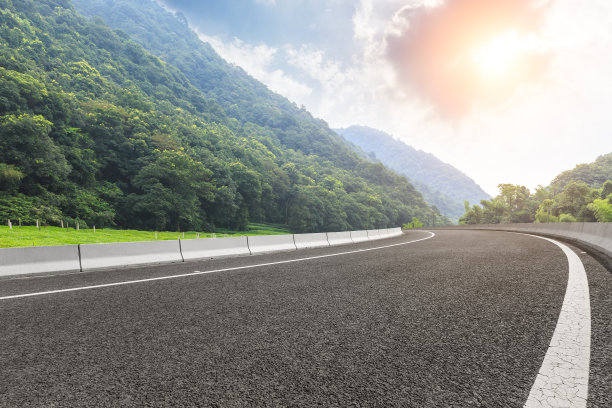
(1, 230), (610, 406)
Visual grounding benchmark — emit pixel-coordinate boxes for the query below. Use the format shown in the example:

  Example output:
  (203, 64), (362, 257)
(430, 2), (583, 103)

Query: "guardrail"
(0, 227), (404, 277)
(444, 223), (612, 260)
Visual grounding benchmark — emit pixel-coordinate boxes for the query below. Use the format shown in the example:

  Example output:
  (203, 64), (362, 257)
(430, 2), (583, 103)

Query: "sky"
(159, 0), (612, 196)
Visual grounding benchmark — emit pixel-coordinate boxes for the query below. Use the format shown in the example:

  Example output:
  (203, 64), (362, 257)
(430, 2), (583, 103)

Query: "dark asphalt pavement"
(1, 230), (610, 407)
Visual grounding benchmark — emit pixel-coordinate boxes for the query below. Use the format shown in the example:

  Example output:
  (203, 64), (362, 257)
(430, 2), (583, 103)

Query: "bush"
(403, 217), (423, 229)
(559, 213), (577, 223)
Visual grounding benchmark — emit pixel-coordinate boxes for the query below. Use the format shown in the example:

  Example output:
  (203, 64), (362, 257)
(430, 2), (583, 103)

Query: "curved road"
(1, 230), (610, 406)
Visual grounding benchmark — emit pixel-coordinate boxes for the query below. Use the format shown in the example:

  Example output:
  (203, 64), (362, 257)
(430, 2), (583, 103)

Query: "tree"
(0, 163), (24, 193)
(554, 181), (597, 221)
(535, 199), (558, 223)
(588, 199), (612, 222)
(230, 162), (263, 223)
(559, 213), (577, 223)
(459, 203), (483, 225)
(128, 150), (215, 231)
(0, 114), (70, 194)
(403, 217), (423, 229)
(480, 199), (505, 224)
(497, 184), (532, 223)
(601, 180), (612, 200)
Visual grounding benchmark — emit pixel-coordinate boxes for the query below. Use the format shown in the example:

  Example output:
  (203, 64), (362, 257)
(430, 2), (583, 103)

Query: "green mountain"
(336, 126), (490, 222)
(549, 153), (612, 194)
(0, 0), (448, 233)
(72, 0), (355, 166)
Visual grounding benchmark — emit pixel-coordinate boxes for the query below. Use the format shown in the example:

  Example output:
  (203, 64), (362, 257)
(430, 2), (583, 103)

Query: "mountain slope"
(549, 153), (612, 193)
(336, 126), (490, 221)
(72, 0), (354, 166)
(0, 0), (448, 233)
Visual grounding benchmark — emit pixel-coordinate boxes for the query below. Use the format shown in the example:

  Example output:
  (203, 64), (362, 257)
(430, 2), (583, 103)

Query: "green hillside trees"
(0, 0), (448, 232)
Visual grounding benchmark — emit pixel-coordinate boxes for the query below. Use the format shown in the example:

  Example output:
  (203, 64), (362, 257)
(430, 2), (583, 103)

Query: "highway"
(1, 230), (611, 407)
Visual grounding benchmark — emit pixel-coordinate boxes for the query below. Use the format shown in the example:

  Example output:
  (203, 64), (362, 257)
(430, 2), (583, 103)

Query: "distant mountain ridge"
(336, 126), (490, 222)
(549, 153), (612, 193)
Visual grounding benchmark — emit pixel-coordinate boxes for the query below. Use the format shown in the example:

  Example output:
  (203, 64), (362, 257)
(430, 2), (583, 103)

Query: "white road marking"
(0, 232), (435, 301)
(522, 235), (591, 408)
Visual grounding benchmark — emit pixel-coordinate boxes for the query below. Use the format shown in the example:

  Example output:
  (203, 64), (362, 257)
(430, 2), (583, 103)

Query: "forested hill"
(549, 153), (612, 194)
(336, 126), (490, 222)
(459, 153), (612, 225)
(72, 0), (353, 166)
(0, 0), (448, 233)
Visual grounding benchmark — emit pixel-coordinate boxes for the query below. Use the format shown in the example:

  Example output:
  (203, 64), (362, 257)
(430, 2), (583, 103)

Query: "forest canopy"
(0, 0), (449, 232)
(460, 154), (612, 224)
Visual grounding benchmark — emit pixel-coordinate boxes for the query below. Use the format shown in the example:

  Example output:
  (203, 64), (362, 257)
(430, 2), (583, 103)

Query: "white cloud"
(186, 0), (612, 197)
(339, 0), (612, 195)
(374, 0), (612, 195)
(195, 31), (313, 104)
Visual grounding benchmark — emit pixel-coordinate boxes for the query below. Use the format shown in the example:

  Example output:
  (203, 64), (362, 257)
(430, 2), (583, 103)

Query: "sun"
(471, 30), (523, 78)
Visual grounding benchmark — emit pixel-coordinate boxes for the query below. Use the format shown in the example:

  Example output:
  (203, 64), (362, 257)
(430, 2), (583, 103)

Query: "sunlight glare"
(472, 30), (523, 78)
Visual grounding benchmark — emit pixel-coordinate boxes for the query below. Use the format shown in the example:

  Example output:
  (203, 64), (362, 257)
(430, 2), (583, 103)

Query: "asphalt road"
(0, 230), (610, 407)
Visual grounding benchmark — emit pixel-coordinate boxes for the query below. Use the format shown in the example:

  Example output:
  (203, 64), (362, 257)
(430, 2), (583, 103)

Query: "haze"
(160, 0), (612, 195)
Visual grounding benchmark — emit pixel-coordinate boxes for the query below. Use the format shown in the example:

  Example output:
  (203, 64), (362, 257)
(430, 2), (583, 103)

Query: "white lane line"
(523, 234), (591, 408)
(0, 232), (435, 301)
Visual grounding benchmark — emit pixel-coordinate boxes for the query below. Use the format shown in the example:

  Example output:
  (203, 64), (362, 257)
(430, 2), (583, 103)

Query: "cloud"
(169, 0), (612, 196)
(195, 31), (313, 103)
(384, 0), (552, 118)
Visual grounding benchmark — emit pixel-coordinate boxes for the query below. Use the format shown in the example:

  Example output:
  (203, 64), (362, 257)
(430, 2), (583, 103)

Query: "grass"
(0, 222), (292, 248)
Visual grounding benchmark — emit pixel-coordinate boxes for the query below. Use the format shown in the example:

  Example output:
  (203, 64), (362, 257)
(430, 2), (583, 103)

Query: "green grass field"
(0, 223), (292, 248)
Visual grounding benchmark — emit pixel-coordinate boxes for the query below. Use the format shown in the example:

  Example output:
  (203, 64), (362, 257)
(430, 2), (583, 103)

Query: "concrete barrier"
(0, 227), (406, 277)
(367, 229), (382, 240)
(80, 240), (183, 271)
(181, 236), (251, 260)
(293, 233), (330, 249)
(450, 222), (612, 259)
(389, 227), (403, 237)
(248, 235), (297, 254)
(350, 230), (369, 243)
(327, 231), (353, 246)
(0, 245), (81, 277)
(581, 223), (612, 255)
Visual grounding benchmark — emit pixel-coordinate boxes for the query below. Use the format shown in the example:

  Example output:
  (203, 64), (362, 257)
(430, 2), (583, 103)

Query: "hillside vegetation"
(460, 154), (612, 224)
(549, 153), (612, 193)
(336, 126), (490, 222)
(0, 0), (449, 234)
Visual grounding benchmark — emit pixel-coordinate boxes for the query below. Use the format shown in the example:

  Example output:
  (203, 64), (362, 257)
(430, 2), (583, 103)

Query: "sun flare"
(471, 30), (523, 78)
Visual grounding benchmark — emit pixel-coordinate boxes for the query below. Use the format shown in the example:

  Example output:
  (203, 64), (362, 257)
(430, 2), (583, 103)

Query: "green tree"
(497, 184), (532, 223)
(0, 113), (70, 194)
(0, 163), (24, 193)
(128, 150), (215, 231)
(600, 180), (612, 200)
(535, 199), (559, 223)
(554, 181), (597, 221)
(559, 213), (577, 223)
(459, 202), (483, 225)
(588, 199), (612, 222)
(403, 217), (423, 229)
